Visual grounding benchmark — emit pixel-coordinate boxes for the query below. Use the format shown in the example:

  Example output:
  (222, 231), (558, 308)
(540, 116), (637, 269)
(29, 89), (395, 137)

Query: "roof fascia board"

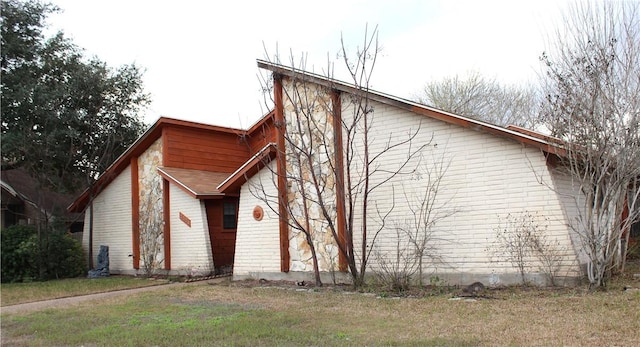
(256, 59), (565, 155)
(157, 167), (199, 199)
(1, 181), (19, 198)
(217, 142), (277, 192)
(246, 110), (275, 134)
(68, 116), (249, 212)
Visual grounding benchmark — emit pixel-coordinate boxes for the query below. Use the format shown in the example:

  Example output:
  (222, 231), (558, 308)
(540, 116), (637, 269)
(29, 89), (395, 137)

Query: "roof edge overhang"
(246, 109), (276, 134)
(67, 117), (249, 213)
(1, 180), (19, 198)
(256, 59), (567, 156)
(157, 167), (226, 200)
(217, 143), (277, 193)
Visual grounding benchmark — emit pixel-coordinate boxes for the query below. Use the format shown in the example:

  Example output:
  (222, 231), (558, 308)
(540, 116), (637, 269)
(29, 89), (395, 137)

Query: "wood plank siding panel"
(82, 165), (134, 274)
(274, 75), (290, 272)
(163, 126), (250, 173)
(331, 89), (348, 272)
(163, 179), (171, 270)
(246, 118), (277, 155)
(130, 158), (140, 269)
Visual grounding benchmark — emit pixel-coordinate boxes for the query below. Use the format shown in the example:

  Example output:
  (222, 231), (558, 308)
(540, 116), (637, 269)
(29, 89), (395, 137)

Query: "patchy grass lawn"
(2, 279), (639, 346)
(1, 276), (168, 306)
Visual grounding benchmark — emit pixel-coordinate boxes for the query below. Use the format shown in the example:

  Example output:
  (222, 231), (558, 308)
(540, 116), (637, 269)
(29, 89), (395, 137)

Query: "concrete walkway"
(1, 279), (226, 315)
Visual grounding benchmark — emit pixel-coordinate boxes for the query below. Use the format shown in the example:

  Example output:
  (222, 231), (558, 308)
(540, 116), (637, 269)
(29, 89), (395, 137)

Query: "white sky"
(47, 0), (569, 129)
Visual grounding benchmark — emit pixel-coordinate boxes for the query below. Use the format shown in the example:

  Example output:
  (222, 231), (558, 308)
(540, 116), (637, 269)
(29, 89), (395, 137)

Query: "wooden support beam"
(274, 74), (290, 273)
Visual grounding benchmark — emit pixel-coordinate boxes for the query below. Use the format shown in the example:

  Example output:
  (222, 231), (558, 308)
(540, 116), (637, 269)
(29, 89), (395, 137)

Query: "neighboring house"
(1, 168), (83, 234)
(67, 117), (275, 275)
(225, 60), (606, 286)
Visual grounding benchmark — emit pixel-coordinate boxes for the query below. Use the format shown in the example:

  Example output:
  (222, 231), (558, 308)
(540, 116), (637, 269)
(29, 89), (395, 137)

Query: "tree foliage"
(540, 0), (640, 288)
(415, 71), (540, 128)
(1, 0), (149, 194)
(1, 224), (86, 282)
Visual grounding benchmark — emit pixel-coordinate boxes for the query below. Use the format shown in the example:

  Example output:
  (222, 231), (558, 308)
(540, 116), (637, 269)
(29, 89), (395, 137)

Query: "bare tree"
(540, 1), (640, 288)
(527, 218), (566, 287)
(397, 151), (456, 286)
(415, 71), (540, 128)
(372, 225), (417, 291)
(491, 212), (534, 285)
(372, 149), (456, 290)
(490, 211), (565, 286)
(254, 26), (427, 288)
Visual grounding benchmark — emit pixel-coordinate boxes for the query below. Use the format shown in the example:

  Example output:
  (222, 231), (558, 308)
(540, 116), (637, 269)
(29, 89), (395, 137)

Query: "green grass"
(1, 276), (167, 306)
(2, 282), (639, 346)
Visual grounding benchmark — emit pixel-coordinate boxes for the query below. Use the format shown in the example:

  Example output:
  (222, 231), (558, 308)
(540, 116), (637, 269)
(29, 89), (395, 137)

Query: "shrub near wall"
(1, 225), (39, 282)
(1, 225), (86, 283)
(45, 230), (86, 280)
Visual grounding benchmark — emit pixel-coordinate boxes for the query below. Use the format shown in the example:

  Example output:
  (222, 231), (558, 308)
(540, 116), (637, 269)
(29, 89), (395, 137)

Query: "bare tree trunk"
(255, 26), (426, 288)
(540, 0), (640, 288)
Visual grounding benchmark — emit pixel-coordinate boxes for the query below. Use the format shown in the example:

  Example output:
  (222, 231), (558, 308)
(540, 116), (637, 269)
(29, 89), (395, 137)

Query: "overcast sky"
(47, 0), (569, 129)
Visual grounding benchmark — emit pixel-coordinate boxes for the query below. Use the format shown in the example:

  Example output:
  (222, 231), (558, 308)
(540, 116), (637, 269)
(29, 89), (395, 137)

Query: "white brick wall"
(168, 184), (214, 275)
(82, 165), (134, 273)
(548, 167), (589, 265)
(342, 100), (581, 280)
(231, 90), (583, 285)
(233, 161), (282, 277)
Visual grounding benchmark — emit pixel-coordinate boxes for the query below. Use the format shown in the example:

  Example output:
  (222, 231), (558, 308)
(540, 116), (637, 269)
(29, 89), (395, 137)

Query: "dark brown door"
(205, 198), (238, 272)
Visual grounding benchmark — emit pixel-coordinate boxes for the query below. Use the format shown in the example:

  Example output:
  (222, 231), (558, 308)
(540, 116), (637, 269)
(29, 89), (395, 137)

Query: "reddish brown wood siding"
(246, 116), (277, 155)
(331, 90), (348, 272)
(130, 157), (140, 269)
(163, 179), (171, 270)
(205, 198), (238, 269)
(163, 126), (250, 172)
(274, 75), (290, 272)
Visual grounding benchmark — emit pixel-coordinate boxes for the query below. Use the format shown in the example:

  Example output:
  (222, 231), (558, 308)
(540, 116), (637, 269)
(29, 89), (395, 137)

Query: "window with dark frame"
(223, 202), (237, 229)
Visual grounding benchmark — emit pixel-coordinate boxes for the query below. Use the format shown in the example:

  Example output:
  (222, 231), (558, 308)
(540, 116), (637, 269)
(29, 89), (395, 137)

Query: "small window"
(223, 202), (237, 229)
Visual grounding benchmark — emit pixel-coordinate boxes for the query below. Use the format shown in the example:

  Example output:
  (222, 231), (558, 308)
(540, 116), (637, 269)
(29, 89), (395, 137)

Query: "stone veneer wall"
(137, 138), (164, 272)
(282, 79), (340, 272)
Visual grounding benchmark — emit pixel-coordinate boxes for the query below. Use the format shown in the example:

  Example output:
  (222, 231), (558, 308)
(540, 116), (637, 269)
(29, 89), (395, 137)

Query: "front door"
(205, 198), (238, 274)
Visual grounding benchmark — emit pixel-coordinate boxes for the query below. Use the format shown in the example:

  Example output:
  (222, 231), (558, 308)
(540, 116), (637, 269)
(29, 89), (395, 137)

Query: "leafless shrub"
(490, 211), (565, 286)
(373, 227), (418, 292)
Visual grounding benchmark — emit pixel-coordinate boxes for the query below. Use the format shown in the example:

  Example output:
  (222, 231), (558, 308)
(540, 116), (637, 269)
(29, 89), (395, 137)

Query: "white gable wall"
(233, 161), (282, 279)
(82, 165), (134, 274)
(547, 167), (590, 266)
(344, 99), (581, 285)
(168, 184), (214, 275)
(231, 82), (583, 285)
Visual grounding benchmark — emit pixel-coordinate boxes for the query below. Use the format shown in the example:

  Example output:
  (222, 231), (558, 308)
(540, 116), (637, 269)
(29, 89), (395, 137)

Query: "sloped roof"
(1, 168), (79, 220)
(157, 167), (229, 199)
(67, 116), (270, 212)
(257, 59), (566, 156)
(217, 143), (277, 193)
